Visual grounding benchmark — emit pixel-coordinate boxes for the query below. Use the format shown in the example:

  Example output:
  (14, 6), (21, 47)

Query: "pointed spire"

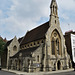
(49, 0), (60, 27)
(50, 0), (58, 16)
(50, 0), (57, 8)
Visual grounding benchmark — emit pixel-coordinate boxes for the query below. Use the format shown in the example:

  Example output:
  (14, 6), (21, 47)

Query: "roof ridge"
(28, 21), (49, 33)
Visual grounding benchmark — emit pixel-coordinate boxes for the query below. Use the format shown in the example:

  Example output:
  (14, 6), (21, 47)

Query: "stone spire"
(50, 0), (58, 16)
(50, 0), (60, 27)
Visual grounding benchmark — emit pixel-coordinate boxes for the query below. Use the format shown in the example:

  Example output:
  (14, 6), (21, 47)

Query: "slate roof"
(4, 39), (13, 51)
(20, 21), (49, 46)
(6, 39), (13, 46)
(10, 46), (39, 58)
(18, 37), (24, 43)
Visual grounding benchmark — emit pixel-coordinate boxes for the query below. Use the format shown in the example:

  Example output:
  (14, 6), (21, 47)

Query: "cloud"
(60, 22), (75, 35)
(0, 0), (50, 39)
(0, 10), (2, 15)
(9, 0), (50, 22)
(58, 0), (75, 11)
(61, 14), (69, 20)
(0, 0), (75, 40)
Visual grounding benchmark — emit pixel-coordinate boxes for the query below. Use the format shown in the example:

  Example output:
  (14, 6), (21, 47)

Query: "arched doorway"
(57, 61), (61, 70)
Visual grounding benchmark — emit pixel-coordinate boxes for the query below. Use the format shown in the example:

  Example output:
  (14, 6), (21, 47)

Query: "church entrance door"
(57, 61), (61, 70)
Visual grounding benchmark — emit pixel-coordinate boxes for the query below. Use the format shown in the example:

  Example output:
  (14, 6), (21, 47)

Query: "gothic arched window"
(51, 30), (61, 56)
(37, 55), (39, 62)
(13, 45), (17, 51)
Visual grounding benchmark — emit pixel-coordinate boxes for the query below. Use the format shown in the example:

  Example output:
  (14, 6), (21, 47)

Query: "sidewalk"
(2, 68), (74, 75)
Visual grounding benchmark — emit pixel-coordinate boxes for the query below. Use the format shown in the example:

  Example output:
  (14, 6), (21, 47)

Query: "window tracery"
(51, 30), (61, 56)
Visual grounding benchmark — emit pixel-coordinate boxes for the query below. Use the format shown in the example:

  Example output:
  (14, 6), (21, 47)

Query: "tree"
(0, 39), (6, 57)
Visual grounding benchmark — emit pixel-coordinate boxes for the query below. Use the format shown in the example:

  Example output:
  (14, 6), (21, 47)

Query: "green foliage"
(0, 39), (6, 56)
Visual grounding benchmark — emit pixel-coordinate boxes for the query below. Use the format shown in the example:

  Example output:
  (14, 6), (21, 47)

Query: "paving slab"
(2, 68), (74, 75)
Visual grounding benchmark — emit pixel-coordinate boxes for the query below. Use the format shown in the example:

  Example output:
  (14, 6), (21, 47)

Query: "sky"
(0, 0), (75, 40)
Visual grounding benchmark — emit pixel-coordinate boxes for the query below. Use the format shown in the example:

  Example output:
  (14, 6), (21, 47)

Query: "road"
(44, 71), (75, 75)
(0, 70), (17, 75)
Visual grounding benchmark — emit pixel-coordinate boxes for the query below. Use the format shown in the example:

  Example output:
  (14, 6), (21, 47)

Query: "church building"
(7, 0), (72, 72)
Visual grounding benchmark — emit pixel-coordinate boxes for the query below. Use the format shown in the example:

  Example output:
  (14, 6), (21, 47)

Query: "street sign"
(71, 34), (75, 63)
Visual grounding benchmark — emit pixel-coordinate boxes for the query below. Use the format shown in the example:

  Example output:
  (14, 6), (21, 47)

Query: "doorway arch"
(57, 61), (61, 70)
